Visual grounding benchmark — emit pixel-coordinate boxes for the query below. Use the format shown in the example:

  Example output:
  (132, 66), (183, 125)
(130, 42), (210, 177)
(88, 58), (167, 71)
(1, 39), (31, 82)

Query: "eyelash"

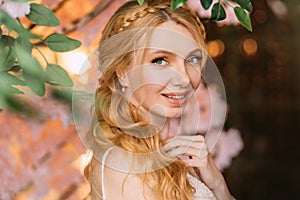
(151, 57), (168, 65)
(186, 56), (203, 64)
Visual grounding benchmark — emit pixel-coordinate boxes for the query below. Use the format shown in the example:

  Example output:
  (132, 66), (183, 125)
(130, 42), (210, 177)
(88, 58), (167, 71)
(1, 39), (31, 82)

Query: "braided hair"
(102, 0), (206, 40)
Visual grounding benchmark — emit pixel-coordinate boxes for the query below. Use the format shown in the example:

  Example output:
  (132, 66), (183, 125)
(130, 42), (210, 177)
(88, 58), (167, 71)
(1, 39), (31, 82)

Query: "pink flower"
(266, 0), (288, 20)
(206, 128), (244, 171)
(186, 0), (240, 26)
(1, 0), (30, 18)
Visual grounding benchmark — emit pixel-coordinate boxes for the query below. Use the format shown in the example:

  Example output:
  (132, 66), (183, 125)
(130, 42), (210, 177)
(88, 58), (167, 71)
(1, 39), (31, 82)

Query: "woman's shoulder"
(95, 147), (157, 199)
(101, 146), (133, 171)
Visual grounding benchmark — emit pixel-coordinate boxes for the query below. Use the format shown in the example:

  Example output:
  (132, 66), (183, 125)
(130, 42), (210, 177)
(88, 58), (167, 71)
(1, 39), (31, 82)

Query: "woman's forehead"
(97, 26), (204, 72)
(137, 26), (202, 58)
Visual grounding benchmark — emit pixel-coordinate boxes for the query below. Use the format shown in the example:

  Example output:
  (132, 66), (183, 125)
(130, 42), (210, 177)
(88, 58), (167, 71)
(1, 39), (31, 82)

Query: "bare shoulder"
(93, 147), (158, 200)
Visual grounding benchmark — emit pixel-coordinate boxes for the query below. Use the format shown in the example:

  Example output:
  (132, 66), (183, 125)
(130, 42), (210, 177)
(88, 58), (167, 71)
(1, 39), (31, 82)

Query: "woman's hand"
(162, 135), (233, 200)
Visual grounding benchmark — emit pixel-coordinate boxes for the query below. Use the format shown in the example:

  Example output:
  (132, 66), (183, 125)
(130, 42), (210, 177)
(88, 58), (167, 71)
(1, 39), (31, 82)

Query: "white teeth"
(165, 94), (185, 99)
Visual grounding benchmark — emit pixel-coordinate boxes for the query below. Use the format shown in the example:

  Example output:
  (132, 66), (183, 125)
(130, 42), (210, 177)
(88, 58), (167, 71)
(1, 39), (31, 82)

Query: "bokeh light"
(242, 38), (258, 55)
(207, 40), (225, 58)
(254, 9), (268, 24)
(59, 51), (90, 75)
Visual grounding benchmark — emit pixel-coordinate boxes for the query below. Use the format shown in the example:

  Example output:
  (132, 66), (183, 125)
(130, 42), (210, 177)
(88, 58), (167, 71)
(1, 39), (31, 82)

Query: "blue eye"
(187, 56), (202, 64)
(151, 57), (168, 66)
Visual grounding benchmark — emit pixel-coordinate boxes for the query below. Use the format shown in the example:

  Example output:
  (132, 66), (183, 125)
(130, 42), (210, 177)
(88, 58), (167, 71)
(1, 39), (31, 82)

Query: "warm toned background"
(1, 0), (299, 199)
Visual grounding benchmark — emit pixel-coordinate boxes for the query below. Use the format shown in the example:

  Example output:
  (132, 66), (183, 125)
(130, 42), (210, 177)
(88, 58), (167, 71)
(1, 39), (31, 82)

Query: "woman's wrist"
(212, 178), (233, 200)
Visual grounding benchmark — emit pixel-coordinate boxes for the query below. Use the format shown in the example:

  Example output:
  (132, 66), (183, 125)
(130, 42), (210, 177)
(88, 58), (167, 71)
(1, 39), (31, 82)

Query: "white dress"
(187, 173), (216, 200)
(101, 147), (216, 200)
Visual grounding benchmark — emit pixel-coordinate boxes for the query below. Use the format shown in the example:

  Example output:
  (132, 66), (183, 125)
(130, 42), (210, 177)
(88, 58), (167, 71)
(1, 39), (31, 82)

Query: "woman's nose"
(171, 60), (190, 87)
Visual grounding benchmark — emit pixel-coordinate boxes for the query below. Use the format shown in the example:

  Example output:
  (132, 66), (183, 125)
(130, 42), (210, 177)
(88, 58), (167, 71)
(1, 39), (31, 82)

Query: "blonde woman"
(84, 0), (234, 199)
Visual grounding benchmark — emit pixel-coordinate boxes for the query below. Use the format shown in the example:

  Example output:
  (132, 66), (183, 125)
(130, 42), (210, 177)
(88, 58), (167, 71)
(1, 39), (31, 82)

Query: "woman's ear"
(117, 71), (129, 87)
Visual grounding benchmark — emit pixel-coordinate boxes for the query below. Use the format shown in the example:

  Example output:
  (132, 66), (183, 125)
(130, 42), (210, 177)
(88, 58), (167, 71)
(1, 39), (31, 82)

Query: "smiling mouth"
(162, 93), (186, 99)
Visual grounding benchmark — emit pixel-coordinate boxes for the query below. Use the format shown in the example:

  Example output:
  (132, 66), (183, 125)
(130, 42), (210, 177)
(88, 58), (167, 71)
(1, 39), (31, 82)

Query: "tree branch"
(63, 0), (113, 35)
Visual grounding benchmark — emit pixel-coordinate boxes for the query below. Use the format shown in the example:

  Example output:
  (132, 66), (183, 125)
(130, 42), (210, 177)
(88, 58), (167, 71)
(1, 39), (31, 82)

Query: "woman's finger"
(162, 135), (205, 152)
(181, 154), (209, 168)
(165, 135), (205, 143)
(164, 143), (208, 159)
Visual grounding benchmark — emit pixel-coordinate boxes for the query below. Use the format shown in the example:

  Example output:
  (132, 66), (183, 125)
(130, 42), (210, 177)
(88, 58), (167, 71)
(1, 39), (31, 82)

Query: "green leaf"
(0, 72), (25, 94)
(0, 46), (14, 70)
(23, 71), (45, 96)
(9, 65), (22, 72)
(45, 64), (73, 87)
(0, 84), (24, 94)
(0, 92), (27, 113)
(26, 3), (60, 26)
(0, 10), (18, 27)
(0, 92), (6, 109)
(0, 36), (16, 71)
(200, 0), (213, 10)
(0, 71), (26, 86)
(234, 6), (252, 31)
(4, 95), (25, 112)
(0, 10), (24, 33)
(0, 35), (15, 46)
(171, 0), (187, 10)
(233, 0), (253, 12)
(15, 36), (32, 53)
(46, 34), (81, 52)
(0, 28), (2, 39)
(210, 2), (226, 21)
(14, 39), (45, 96)
(0, 85), (23, 94)
(52, 88), (73, 104)
(137, 0), (144, 5)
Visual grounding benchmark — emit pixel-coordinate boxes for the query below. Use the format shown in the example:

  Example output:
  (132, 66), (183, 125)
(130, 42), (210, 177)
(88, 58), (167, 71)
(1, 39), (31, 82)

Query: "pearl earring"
(121, 86), (126, 93)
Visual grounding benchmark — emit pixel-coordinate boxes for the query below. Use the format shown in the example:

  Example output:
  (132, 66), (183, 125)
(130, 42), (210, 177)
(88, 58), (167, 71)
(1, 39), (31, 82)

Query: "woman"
(84, 0), (234, 199)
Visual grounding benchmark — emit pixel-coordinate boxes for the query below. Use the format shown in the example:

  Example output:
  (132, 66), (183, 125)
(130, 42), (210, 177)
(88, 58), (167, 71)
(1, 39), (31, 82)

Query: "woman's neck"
(158, 118), (171, 142)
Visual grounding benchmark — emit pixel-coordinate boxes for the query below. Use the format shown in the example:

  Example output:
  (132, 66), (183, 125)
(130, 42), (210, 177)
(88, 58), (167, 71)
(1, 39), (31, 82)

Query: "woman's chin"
(165, 110), (183, 118)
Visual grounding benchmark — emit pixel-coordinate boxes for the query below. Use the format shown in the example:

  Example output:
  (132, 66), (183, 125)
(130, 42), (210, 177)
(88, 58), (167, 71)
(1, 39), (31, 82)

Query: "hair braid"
(181, 5), (206, 39)
(112, 3), (170, 35)
(111, 2), (206, 40)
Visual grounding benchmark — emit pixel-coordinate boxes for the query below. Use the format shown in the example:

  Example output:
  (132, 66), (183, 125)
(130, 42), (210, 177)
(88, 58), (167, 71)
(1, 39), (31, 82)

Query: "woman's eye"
(187, 56), (202, 64)
(151, 57), (168, 66)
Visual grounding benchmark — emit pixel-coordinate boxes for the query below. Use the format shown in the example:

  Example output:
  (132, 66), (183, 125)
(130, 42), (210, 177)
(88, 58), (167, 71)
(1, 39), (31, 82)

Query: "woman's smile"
(161, 91), (189, 106)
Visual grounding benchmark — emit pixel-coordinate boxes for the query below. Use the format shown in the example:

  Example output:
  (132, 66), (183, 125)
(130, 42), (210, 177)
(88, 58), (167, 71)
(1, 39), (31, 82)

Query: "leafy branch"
(137, 0), (253, 31)
(0, 0), (81, 110)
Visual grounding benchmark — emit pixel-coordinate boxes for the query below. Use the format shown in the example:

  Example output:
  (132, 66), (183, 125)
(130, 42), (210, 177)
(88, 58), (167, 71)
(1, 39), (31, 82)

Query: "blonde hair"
(84, 0), (207, 199)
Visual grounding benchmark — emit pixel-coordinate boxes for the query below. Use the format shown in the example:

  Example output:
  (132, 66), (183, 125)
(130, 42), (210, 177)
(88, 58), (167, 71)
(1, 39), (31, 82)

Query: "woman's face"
(122, 21), (204, 120)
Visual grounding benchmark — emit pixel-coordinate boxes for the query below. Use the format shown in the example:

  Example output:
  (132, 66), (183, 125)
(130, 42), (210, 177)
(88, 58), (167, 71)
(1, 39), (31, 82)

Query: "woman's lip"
(161, 93), (187, 105)
(162, 92), (188, 96)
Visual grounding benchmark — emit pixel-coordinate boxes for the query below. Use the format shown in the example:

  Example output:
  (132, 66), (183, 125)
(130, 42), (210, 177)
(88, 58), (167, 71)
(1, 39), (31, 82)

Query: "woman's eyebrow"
(149, 49), (174, 55)
(188, 48), (202, 55)
(148, 48), (202, 57)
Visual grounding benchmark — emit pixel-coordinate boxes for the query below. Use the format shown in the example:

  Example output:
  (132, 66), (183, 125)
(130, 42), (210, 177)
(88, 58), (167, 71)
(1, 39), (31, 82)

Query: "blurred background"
(0, 0), (299, 199)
